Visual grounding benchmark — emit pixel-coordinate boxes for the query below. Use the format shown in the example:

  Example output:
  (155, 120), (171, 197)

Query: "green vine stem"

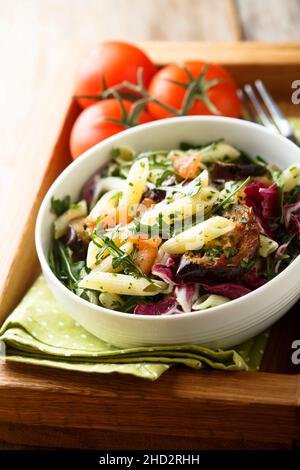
(75, 64), (224, 119)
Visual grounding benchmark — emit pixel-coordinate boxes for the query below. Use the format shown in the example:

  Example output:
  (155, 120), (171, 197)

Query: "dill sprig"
(210, 176), (251, 214)
(91, 233), (154, 283)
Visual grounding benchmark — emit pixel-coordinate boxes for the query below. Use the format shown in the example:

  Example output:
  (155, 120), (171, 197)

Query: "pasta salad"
(49, 140), (300, 315)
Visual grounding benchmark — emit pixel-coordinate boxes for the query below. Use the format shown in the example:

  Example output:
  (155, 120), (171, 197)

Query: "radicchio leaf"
(284, 199), (300, 228)
(175, 284), (199, 313)
(282, 197), (300, 243)
(244, 182), (278, 238)
(151, 255), (178, 285)
(201, 283), (251, 299)
(80, 172), (102, 208)
(259, 183), (280, 218)
(144, 188), (166, 203)
(133, 298), (182, 315)
(274, 240), (293, 274)
(291, 215), (300, 241)
(242, 268), (267, 289)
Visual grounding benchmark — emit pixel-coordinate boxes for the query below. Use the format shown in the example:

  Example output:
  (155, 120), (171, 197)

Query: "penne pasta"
(259, 234), (279, 257)
(98, 176), (127, 193)
(93, 242), (134, 273)
(199, 143), (240, 163)
(141, 171), (218, 227)
(99, 292), (124, 309)
(113, 144), (136, 161)
(280, 164), (300, 192)
(86, 232), (125, 269)
(54, 200), (87, 239)
(88, 189), (121, 222)
(86, 239), (106, 269)
(121, 158), (149, 217)
(78, 272), (169, 296)
(162, 216), (235, 254)
(192, 294), (230, 310)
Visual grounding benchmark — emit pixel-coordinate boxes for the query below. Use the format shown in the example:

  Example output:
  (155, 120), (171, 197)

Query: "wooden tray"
(1, 42), (300, 450)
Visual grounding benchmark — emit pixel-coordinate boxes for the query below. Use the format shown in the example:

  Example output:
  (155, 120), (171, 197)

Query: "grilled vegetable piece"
(176, 205), (260, 282)
(212, 161), (266, 182)
(143, 188), (166, 203)
(65, 217), (90, 253)
(54, 200), (88, 239)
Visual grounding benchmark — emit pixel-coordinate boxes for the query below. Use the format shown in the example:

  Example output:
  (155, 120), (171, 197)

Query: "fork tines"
(238, 80), (297, 144)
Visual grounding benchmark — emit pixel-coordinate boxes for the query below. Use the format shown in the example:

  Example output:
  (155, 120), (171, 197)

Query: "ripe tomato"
(128, 235), (161, 274)
(171, 152), (201, 179)
(70, 99), (153, 160)
(75, 41), (157, 108)
(147, 62), (241, 119)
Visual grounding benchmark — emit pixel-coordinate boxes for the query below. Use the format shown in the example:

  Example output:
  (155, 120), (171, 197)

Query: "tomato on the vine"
(70, 99), (154, 160)
(75, 41), (157, 109)
(147, 62), (241, 119)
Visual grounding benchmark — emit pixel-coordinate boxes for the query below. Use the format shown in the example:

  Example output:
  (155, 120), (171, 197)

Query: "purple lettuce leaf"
(244, 182), (278, 238)
(244, 181), (265, 210)
(133, 298), (182, 315)
(175, 284), (199, 313)
(274, 239), (294, 274)
(151, 255), (178, 285)
(201, 283), (251, 299)
(242, 268), (268, 289)
(143, 188), (166, 203)
(80, 173), (102, 208)
(283, 198), (300, 243)
(284, 198), (300, 227)
(291, 215), (300, 241)
(259, 183), (280, 218)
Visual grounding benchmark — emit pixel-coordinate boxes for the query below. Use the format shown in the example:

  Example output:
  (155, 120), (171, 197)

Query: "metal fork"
(238, 80), (298, 145)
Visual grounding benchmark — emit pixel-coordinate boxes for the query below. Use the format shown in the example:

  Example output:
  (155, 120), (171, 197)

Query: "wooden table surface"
(1, 0), (300, 450)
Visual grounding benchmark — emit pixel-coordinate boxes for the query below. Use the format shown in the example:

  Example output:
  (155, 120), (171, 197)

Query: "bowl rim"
(35, 115), (300, 322)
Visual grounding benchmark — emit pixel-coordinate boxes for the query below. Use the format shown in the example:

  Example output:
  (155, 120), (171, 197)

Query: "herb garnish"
(285, 185), (300, 204)
(91, 233), (156, 284)
(48, 240), (92, 300)
(210, 177), (251, 214)
(50, 196), (71, 216)
(155, 169), (174, 186)
(157, 173), (203, 198)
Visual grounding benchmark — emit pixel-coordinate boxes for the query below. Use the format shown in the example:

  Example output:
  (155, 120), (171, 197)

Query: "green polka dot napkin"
(0, 276), (269, 380)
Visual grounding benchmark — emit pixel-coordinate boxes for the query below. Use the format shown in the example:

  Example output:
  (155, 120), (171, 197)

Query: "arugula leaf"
(155, 169), (174, 186)
(48, 241), (90, 293)
(91, 233), (154, 283)
(210, 177), (251, 214)
(254, 155), (268, 165)
(50, 196), (71, 216)
(285, 185), (300, 204)
(262, 255), (276, 281)
(157, 173), (203, 198)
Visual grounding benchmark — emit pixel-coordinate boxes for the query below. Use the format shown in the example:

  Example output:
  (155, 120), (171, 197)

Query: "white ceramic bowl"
(36, 116), (300, 348)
